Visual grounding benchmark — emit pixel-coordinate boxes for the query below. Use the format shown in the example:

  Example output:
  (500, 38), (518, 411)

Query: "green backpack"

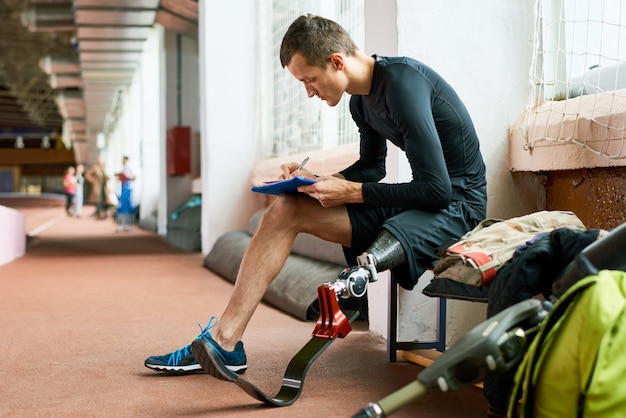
(509, 269), (626, 417)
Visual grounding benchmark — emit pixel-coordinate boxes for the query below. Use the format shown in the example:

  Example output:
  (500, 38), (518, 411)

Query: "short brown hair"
(279, 14), (358, 68)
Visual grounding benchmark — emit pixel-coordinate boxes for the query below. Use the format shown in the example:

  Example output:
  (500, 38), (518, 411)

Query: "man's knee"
(259, 195), (302, 229)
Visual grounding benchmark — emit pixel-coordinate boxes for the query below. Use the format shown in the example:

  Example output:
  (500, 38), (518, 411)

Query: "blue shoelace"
(167, 316), (218, 366)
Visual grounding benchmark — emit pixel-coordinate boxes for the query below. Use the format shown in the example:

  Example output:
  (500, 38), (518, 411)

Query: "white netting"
(524, 0), (626, 159)
(269, 0), (363, 158)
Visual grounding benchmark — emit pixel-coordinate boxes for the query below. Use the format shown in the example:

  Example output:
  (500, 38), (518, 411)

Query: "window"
(264, 0), (364, 158)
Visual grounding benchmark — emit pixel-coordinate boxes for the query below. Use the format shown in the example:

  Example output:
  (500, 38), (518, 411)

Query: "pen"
(296, 156), (309, 171)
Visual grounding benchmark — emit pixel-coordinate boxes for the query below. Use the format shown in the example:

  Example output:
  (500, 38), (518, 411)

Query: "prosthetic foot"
(195, 229), (408, 407)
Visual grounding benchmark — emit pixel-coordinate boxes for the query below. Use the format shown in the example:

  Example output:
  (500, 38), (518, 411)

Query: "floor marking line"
(28, 214), (67, 237)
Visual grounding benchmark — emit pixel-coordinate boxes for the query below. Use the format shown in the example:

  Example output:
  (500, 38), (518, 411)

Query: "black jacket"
(484, 227), (600, 409)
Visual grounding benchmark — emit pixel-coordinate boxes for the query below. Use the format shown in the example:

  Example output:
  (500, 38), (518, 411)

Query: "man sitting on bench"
(145, 13), (487, 380)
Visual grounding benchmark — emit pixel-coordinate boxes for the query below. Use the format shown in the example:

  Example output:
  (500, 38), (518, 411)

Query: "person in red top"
(62, 166), (77, 217)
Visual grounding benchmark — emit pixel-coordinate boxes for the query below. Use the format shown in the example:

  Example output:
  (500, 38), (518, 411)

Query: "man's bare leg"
(212, 194), (352, 350)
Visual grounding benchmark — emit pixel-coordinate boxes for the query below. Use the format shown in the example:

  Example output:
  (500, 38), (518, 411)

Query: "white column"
(199, 1), (261, 253)
(136, 25), (166, 234)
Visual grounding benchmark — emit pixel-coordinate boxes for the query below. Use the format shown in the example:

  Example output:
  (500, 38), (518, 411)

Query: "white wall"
(199, 1), (262, 252)
(104, 26), (165, 224)
(140, 25), (167, 233)
(0, 205), (25, 266)
(164, 31), (200, 217)
(398, 0), (538, 220)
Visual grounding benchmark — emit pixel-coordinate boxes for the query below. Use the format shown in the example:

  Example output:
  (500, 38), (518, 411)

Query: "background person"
(115, 156), (137, 231)
(73, 164), (85, 218)
(62, 166), (76, 217)
(85, 158), (110, 220)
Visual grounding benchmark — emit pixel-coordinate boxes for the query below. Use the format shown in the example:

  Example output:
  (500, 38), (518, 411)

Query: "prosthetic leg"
(314, 229), (405, 337)
(193, 229), (407, 407)
(331, 229), (406, 299)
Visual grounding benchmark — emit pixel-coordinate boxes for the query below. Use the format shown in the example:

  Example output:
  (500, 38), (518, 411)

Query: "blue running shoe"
(144, 317), (247, 374)
(191, 337), (248, 380)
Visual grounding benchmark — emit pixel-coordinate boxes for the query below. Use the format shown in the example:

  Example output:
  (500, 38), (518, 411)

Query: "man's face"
(286, 53), (345, 107)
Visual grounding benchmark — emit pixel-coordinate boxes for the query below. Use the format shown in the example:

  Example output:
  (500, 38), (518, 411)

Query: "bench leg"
(387, 277), (447, 362)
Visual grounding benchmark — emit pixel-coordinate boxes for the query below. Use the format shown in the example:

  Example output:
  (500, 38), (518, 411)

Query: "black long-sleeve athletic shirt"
(340, 55), (486, 210)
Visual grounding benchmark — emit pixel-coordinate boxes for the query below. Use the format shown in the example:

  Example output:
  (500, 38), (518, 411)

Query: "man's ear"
(329, 53), (344, 70)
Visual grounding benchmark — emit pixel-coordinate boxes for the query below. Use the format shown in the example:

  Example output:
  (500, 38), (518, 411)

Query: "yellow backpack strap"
(507, 276), (597, 417)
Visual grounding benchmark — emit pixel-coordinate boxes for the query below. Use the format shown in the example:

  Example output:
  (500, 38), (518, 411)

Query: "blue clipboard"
(251, 176), (317, 195)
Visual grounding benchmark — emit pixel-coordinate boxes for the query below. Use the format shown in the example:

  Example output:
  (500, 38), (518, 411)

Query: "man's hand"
(297, 176), (363, 207)
(279, 161), (316, 180)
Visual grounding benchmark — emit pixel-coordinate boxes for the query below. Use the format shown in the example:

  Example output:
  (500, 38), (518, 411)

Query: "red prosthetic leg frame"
(190, 283), (356, 407)
(312, 284), (352, 339)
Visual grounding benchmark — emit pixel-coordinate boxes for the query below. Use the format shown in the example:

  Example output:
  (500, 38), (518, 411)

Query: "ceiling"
(0, 0), (197, 164)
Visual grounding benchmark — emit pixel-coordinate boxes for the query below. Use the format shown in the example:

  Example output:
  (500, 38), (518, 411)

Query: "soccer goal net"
(523, 0), (626, 160)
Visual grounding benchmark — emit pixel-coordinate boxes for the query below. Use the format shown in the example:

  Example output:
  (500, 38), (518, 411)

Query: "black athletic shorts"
(343, 183), (486, 290)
